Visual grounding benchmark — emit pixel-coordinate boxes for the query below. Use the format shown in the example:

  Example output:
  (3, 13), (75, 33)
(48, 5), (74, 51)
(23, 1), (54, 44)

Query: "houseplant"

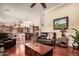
(69, 28), (79, 50)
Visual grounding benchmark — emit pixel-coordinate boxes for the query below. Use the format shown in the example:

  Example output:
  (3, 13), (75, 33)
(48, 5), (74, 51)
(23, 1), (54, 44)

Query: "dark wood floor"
(4, 39), (79, 56)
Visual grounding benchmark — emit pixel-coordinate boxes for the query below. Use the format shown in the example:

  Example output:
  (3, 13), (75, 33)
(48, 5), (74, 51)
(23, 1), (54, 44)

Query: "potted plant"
(69, 28), (79, 50)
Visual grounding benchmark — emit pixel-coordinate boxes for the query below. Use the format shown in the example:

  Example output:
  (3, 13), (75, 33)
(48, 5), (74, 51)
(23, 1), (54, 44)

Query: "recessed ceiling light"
(4, 8), (10, 12)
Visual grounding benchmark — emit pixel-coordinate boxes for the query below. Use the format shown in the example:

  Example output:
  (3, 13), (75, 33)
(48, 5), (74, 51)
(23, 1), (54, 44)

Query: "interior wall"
(43, 4), (79, 46)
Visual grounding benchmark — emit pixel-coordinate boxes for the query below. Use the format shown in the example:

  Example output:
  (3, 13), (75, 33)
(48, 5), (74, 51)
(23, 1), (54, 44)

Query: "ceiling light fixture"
(4, 8), (10, 12)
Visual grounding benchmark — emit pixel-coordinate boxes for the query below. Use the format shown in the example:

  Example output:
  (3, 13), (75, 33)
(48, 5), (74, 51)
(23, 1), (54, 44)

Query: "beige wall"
(43, 4), (79, 46)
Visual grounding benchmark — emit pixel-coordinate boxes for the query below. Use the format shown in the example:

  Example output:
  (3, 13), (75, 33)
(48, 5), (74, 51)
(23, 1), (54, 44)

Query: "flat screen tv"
(53, 16), (68, 30)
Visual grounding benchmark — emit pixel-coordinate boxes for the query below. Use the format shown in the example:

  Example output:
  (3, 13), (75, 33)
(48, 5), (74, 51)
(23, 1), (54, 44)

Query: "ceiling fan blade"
(30, 3), (36, 8)
(41, 3), (47, 9)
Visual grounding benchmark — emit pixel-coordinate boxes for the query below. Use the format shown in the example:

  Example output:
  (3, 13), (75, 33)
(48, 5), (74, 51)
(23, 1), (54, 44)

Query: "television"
(53, 16), (68, 30)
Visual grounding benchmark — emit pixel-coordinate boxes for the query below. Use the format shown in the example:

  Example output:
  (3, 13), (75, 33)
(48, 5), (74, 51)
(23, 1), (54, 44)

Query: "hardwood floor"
(53, 46), (79, 56)
(4, 39), (79, 56)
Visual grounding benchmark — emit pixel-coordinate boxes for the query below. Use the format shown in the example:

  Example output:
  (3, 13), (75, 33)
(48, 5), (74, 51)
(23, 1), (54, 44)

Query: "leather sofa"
(37, 32), (56, 46)
(37, 38), (54, 46)
(0, 32), (16, 49)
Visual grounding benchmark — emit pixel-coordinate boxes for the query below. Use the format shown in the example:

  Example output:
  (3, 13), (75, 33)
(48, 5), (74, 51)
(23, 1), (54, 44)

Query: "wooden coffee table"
(25, 42), (53, 56)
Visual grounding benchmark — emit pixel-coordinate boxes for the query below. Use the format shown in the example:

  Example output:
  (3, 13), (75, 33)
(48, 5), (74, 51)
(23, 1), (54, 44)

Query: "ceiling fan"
(30, 3), (47, 9)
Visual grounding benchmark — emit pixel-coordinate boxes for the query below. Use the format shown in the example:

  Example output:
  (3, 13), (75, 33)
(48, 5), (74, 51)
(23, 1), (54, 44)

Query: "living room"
(0, 3), (79, 56)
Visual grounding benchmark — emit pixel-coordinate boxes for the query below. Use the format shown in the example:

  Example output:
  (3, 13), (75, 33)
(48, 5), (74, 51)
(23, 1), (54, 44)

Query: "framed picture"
(53, 16), (68, 30)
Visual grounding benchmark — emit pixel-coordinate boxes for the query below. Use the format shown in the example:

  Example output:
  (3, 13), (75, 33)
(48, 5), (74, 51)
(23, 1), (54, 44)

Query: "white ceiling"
(0, 3), (60, 25)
